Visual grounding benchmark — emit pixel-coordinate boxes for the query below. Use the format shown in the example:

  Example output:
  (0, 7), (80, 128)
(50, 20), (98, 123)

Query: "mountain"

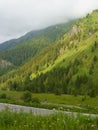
(0, 21), (74, 76)
(0, 59), (15, 76)
(0, 21), (74, 66)
(0, 10), (98, 96)
(0, 21), (74, 53)
(0, 23), (73, 52)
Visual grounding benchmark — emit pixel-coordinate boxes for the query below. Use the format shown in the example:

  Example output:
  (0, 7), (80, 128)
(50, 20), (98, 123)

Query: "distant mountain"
(0, 21), (74, 67)
(0, 10), (98, 96)
(0, 21), (74, 52)
(0, 26), (63, 52)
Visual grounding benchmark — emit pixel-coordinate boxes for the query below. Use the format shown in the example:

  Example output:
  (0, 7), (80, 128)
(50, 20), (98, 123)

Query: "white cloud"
(0, 0), (98, 43)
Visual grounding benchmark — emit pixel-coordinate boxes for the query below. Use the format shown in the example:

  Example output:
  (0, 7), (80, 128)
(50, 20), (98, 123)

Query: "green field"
(0, 91), (98, 114)
(0, 108), (98, 130)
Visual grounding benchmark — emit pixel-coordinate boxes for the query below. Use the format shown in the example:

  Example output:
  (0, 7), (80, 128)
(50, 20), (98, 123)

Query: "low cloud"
(0, 0), (98, 43)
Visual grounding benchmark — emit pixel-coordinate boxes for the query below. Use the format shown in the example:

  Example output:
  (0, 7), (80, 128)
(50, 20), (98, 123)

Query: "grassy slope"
(28, 10), (98, 87)
(23, 11), (98, 86)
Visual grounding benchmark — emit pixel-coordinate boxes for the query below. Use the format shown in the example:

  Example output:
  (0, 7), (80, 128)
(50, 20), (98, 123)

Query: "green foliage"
(0, 109), (98, 130)
(32, 97), (40, 104)
(89, 63), (94, 75)
(21, 91), (32, 102)
(89, 89), (96, 98)
(1, 90), (98, 113)
(0, 10), (98, 96)
(93, 55), (97, 62)
(0, 21), (74, 67)
(21, 90), (40, 104)
(0, 93), (7, 99)
(54, 87), (62, 95)
(0, 66), (15, 76)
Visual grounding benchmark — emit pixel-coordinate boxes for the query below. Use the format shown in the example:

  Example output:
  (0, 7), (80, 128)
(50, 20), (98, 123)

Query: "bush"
(32, 97), (40, 104)
(21, 91), (32, 102)
(93, 55), (97, 62)
(0, 93), (7, 99)
(89, 89), (96, 97)
(54, 88), (62, 95)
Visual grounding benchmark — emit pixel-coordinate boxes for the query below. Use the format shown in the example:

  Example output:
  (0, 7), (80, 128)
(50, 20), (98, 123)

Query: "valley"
(0, 10), (98, 96)
(0, 9), (98, 130)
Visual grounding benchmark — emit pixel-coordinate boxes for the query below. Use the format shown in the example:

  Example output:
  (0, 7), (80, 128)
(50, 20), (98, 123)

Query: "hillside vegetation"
(0, 109), (98, 130)
(0, 22), (74, 66)
(0, 21), (74, 76)
(0, 10), (98, 96)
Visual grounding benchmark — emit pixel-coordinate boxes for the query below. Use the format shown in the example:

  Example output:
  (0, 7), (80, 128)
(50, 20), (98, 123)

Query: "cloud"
(0, 0), (98, 43)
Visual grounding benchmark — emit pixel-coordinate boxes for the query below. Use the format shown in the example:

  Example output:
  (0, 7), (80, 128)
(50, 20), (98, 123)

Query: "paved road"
(0, 103), (98, 117)
(0, 103), (55, 115)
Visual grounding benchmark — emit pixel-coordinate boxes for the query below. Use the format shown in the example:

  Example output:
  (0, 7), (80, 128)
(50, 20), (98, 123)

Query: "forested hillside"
(0, 21), (73, 52)
(0, 22), (74, 66)
(0, 21), (74, 75)
(0, 10), (98, 96)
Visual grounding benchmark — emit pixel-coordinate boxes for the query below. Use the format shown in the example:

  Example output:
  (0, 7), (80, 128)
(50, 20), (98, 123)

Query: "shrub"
(54, 88), (62, 95)
(32, 97), (40, 104)
(21, 91), (32, 102)
(89, 89), (96, 97)
(93, 55), (97, 62)
(0, 93), (7, 99)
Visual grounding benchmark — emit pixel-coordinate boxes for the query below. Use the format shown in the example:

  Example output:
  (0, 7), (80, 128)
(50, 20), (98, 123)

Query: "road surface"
(0, 103), (97, 117)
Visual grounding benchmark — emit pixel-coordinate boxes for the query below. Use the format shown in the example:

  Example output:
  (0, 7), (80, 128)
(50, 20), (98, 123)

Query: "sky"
(0, 0), (98, 43)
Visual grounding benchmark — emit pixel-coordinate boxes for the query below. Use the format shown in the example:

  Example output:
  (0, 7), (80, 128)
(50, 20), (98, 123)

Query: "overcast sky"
(0, 0), (98, 43)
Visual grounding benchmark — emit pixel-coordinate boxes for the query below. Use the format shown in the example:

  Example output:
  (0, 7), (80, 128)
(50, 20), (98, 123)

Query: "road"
(0, 103), (98, 117)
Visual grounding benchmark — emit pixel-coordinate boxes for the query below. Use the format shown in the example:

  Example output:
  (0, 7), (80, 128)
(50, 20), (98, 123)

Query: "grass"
(1, 91), (98, 107)
(0, 91), (98, 114)
(0, 108), (98, 130)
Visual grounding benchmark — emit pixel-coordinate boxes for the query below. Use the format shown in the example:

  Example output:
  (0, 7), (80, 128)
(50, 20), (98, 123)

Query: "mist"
(0, 0), (98, 43)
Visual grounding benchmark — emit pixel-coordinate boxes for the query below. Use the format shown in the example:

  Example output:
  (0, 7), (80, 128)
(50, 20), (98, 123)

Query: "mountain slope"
(0, 59), (15, 76)
(0, 21), (74, 76)
(0, 21), (74, 66)
(0, 23), (72, 52)
(0, 10), (98, 95)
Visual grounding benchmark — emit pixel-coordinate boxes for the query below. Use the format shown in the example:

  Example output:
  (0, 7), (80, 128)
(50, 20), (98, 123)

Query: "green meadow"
(0, 108), (98, 130)
(0, 91), (98, 114)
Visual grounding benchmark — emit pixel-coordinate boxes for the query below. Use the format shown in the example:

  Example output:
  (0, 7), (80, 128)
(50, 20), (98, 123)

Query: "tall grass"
(0, 108), (98, 130)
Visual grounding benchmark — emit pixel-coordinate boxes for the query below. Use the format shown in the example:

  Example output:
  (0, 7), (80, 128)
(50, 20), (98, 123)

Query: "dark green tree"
(22, 91), (32, 102)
